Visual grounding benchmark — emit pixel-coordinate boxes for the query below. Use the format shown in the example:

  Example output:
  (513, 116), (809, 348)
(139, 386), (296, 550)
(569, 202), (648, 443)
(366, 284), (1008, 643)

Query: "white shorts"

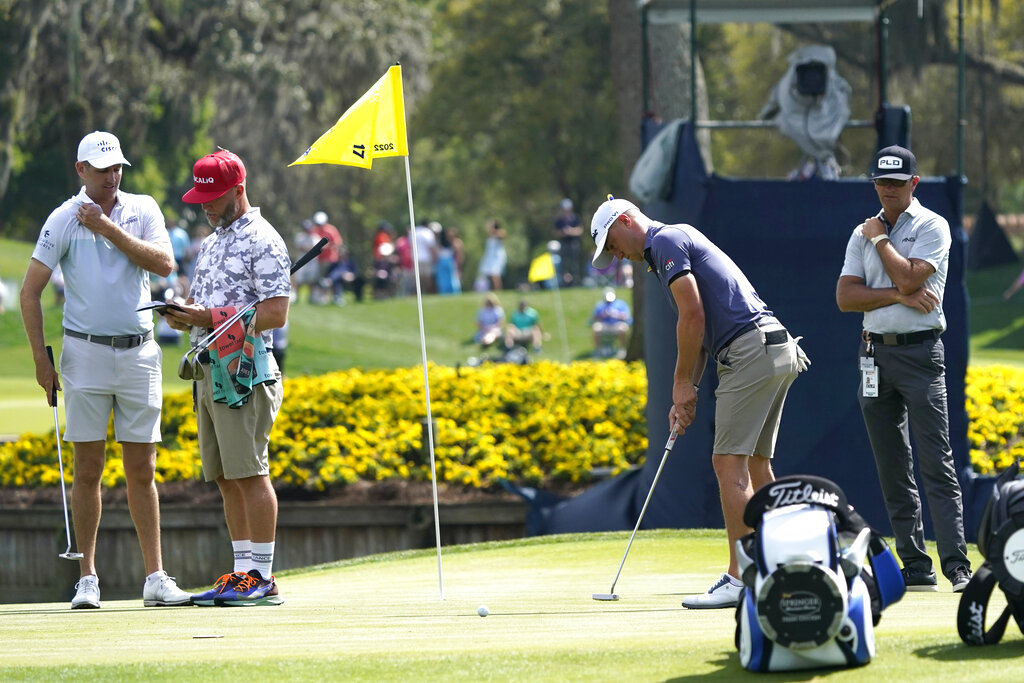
(60, 335), (162, 443)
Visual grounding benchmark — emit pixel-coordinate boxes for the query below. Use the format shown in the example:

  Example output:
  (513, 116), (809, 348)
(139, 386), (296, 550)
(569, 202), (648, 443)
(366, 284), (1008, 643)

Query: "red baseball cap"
(182, 150), (246, 203)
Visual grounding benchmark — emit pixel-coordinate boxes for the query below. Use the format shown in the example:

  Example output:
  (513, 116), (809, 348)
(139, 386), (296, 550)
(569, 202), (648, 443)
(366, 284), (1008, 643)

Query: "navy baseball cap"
(870, 145), (917, 181)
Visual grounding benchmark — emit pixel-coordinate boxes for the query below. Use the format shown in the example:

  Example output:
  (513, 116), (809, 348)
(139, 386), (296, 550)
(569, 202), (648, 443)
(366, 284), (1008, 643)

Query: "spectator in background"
(50, 264), (66, 306)
(185, 223), (210, 281)
(476, 218), (507, 292)
(505, 299), (543, 353)
(272, 322), (288, 374)
(372, 222), (398, 299)
(325, 244), (365, 304)
(0, 265), (6, 314)
(292, 219), (319, 304)
(168, 219), (191, 277)
(591, 287), (632, 359)
(449, 226), (466, 290)
(394, 226), (415, 296)
(554, 198), (583, 287)
(311, 211), (342, 304)
(434, 221), (461, 295)
(475, 292), (505, 349)
(413, 220), (438, 294)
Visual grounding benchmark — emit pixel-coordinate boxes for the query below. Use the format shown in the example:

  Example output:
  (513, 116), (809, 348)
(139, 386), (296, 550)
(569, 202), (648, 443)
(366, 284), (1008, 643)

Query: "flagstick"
(403, 155), (444, 601)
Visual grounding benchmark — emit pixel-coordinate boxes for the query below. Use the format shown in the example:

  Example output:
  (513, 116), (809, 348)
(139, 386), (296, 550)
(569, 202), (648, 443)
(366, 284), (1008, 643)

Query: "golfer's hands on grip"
(164, 301), (212, 331)
(35, 361), (61, 407)
(669, 380), (698, 434)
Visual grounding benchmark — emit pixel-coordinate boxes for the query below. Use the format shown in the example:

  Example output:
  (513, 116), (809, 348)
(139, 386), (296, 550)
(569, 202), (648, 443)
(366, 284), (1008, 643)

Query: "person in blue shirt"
(590, 195), (809, 609)
(591, 287), (632, 358)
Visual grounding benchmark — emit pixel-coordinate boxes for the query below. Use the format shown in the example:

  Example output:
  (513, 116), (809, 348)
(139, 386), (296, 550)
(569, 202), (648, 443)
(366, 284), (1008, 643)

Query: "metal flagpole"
(403, 154), (444, 600)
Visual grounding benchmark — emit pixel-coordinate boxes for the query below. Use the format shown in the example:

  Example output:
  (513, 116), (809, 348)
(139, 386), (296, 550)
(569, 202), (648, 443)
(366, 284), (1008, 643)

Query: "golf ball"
(477, 605), (489, 617)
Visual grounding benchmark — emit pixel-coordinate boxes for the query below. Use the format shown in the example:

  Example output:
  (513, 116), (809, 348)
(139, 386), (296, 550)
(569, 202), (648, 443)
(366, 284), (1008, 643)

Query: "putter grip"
(290, 237), (328, 275)
(46, 345), (57, 407)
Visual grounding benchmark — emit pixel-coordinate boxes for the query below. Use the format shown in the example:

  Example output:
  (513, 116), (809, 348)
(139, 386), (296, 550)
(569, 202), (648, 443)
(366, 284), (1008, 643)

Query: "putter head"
(592, 593), (619, 601)
(59, 552), (84, 560)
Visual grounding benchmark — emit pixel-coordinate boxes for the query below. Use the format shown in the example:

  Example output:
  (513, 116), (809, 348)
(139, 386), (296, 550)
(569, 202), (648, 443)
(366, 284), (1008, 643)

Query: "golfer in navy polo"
(590, 196), (809, 608)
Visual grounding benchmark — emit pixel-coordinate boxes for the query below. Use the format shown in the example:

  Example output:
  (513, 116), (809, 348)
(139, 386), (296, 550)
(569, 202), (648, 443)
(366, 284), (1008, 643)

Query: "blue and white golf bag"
(735, 475), (905, 672)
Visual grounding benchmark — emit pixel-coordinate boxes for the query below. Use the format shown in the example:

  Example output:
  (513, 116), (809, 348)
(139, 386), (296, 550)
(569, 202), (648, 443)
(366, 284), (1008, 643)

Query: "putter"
(177, 237), (328, 379)
(46, 346), (83, 561)
(593, 424), (679, 601)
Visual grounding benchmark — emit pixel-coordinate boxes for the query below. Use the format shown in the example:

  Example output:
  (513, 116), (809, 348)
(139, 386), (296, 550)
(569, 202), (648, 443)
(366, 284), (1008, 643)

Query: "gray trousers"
(857, 337), (970, 578)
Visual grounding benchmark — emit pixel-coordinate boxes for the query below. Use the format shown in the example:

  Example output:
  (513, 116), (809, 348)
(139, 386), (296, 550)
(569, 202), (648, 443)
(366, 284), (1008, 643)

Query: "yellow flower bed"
(3, 362), (1020, 490)
(965, 365), (1024, 475)
(0, 361), (648, 491)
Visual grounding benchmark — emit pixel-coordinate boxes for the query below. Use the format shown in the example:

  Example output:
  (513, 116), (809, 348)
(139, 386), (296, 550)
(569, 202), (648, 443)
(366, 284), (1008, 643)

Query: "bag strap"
(958, 563), (1012, 645)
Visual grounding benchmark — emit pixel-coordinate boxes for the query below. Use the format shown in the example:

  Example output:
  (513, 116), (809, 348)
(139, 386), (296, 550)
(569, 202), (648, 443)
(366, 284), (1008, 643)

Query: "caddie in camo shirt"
(165, 149), (291, 606)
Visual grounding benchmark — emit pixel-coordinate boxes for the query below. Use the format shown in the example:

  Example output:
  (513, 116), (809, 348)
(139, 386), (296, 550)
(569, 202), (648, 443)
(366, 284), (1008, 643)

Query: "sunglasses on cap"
(873, 178), (908, 188)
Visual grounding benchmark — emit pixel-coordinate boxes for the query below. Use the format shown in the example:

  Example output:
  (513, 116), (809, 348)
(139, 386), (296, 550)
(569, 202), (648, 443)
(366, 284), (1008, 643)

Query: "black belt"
(720, 320), (788, 353)
(867, 329), (940, 346)
(65, 329), (152, 349)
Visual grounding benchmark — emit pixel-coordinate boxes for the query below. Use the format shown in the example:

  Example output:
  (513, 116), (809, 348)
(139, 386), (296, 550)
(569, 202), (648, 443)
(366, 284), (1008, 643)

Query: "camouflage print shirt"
(189, 207), (291, 346)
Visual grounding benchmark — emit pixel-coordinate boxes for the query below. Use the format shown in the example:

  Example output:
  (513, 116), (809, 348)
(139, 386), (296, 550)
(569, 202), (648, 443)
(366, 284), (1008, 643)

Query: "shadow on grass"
(914, 641), (1024, 661)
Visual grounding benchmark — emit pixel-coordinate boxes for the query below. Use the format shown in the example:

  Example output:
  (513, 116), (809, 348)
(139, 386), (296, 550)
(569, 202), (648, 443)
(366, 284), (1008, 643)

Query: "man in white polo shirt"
(20, 131), (193, 609)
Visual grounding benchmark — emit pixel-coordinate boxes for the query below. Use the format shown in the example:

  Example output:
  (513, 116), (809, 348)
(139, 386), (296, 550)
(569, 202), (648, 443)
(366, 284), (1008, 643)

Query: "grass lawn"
(0, 530), (1008, 682)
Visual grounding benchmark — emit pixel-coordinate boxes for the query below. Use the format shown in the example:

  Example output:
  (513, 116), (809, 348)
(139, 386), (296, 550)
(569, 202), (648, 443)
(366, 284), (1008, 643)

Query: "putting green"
(0, 530), (1012, 681)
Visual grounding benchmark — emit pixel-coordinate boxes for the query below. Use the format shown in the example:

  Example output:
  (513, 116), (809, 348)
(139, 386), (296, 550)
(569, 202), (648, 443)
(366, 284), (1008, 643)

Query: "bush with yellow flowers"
(4, 362), (1020, 491)
(0, 361), (648, 492)
(965, 365), (1024, 475)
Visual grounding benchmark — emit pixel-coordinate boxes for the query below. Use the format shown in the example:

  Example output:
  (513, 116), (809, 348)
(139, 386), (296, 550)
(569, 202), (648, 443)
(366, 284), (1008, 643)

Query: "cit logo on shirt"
(665, 259), (675, 270)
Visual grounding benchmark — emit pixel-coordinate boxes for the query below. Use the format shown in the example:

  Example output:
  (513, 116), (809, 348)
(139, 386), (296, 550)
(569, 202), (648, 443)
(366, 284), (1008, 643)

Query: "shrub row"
(1, 363), (1020, 490)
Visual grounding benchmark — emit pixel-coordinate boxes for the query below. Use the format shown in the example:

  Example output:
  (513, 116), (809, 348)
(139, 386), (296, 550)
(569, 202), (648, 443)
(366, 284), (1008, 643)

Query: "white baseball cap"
(77, 131), (131, 168)
(590, 195), (638, 269)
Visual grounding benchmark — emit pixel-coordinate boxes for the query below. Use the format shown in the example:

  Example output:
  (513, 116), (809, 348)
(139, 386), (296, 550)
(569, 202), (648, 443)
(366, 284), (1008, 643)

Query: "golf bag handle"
(46, 345), (58, 408)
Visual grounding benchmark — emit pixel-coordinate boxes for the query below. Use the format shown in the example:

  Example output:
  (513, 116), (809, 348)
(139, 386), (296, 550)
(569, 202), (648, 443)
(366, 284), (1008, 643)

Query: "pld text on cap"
(870, 145), (917, 181)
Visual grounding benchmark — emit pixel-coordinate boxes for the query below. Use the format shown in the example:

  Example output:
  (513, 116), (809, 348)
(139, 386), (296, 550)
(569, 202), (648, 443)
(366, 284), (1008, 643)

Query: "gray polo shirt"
(840, 197), (950, 334)
(31, 187), (168, 336)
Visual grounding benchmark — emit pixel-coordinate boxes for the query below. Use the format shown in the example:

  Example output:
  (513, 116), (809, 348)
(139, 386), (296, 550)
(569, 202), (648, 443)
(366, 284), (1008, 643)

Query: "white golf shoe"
(143, 571), (193, 607)
(71, 575), (101, 609)
(682, 572), (744, 609)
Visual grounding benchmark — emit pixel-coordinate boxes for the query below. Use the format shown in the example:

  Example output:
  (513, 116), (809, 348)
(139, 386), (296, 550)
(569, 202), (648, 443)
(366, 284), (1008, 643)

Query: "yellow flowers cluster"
(3, 362), (1020, 490)
(0, 361), (648, 491)
(965, 365), (1024, 475)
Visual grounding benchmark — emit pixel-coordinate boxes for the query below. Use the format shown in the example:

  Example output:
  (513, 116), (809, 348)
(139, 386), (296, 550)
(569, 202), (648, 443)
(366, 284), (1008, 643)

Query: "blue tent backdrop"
(530, 120), (991, 542)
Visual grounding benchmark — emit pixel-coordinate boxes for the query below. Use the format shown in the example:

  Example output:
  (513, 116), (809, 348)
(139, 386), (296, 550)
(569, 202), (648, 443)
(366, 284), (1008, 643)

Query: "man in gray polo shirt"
(20, 131), (192, 609)
(591, 195), (809, 609)
(836, 145), (971, 593)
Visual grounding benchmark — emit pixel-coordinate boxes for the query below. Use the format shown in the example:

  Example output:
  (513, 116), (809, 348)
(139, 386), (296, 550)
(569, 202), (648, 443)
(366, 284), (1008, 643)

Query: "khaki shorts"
(196, 366), (283, 481)
(713, 320), (804, 457)
(60, 335), (162, 443)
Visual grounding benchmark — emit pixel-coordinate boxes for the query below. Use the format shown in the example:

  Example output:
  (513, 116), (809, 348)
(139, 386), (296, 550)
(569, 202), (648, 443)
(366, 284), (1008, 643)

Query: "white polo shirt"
(840, 197), (950, 334)
(31, 187), (169, 336)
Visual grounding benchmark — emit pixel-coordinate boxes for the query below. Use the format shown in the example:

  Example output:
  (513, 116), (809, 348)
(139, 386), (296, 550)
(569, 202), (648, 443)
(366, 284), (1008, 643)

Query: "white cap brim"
(84, 152), (131, 168)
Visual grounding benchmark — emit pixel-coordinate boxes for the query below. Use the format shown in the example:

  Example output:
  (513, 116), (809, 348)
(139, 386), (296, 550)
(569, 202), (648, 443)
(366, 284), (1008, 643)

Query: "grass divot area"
(0, 530), (1010, 682)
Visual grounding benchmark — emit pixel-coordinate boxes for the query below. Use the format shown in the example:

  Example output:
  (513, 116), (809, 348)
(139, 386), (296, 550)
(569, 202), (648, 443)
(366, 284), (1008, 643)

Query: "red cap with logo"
(182, 150), (246, 203)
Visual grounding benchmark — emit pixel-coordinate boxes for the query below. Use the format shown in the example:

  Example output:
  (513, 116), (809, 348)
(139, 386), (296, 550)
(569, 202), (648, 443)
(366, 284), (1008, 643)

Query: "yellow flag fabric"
(290, 65), (408, 169)
(528, 253), (556, 283)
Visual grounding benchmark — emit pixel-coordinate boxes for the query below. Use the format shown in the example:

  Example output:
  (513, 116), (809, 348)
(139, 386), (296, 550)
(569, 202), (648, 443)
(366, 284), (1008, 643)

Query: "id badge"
(862, 366), (879, 397)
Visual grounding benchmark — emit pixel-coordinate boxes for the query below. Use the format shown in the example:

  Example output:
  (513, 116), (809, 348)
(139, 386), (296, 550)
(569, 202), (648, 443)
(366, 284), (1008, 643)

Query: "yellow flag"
(528, 252), (556, 283)
(290, 65), (408, 169)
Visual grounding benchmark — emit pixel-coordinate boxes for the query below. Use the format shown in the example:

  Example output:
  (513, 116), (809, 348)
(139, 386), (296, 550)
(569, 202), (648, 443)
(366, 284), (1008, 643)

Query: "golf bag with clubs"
(735, 475), (905, 672)
(957, 460), (1024, 645)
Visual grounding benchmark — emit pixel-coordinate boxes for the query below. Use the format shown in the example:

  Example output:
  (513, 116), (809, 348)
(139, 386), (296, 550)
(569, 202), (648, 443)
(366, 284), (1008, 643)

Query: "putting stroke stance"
(166, 150), (291, 606)
(21, 131), (192, 609)
(590, 196), (809, 609)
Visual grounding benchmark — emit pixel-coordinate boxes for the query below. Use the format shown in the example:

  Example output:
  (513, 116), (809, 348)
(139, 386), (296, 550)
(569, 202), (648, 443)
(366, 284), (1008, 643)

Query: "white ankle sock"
(251, 541), (275, 578)
(232, 540), (253, 573)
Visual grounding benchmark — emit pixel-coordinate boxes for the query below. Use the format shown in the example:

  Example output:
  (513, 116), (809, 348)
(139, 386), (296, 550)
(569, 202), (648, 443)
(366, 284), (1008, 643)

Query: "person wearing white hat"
(590, 195), (809, 609)
(20, 131), (192, 609)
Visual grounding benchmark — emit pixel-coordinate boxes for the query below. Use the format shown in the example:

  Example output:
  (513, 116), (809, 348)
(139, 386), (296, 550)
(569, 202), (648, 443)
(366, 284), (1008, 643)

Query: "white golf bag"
(735, 475), (905, 672)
